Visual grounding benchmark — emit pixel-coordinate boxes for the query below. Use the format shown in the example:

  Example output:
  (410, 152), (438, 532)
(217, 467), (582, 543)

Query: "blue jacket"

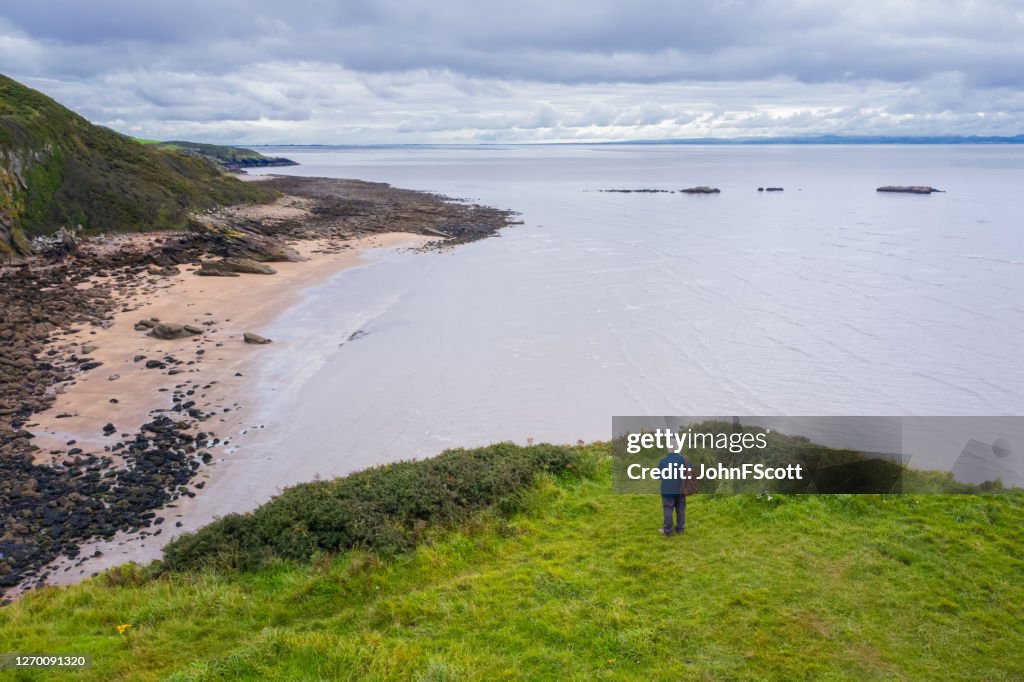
(658, 452), (687, 496)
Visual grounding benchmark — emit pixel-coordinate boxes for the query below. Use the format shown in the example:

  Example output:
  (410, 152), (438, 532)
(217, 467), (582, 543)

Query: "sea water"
(224, 145), (1024, 499)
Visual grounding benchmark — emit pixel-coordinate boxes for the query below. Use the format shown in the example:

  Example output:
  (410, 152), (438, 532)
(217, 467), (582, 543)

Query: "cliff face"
(0, 136), (59, 257)
(0, 74), (274, 258)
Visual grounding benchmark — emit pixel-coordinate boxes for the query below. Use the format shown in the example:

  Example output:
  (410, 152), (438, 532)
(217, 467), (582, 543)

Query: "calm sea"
(226, 145), (1024, 491)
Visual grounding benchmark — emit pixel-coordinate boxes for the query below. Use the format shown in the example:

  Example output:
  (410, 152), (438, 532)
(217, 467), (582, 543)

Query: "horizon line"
(227, 133), (1024, 148)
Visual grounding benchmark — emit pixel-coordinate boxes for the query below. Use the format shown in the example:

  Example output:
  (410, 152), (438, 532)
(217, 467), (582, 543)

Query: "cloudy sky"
(2, 1), (1023, 143)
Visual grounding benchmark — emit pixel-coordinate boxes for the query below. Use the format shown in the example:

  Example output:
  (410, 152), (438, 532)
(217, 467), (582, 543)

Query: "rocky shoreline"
(0, 176), (516, 600)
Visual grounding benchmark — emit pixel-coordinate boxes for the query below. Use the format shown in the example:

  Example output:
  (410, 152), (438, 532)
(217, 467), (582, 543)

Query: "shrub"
(161, 442), (588, 572)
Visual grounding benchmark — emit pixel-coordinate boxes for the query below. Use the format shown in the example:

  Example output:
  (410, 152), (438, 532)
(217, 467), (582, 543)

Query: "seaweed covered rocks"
(0, 414), (215, 590)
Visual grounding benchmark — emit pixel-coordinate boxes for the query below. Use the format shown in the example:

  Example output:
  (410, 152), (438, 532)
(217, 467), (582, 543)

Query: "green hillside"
(0, 74), (274, 257)
(1, 443), (1021, 680)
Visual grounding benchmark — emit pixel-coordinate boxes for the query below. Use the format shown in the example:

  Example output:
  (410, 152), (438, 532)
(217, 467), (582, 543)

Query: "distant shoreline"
(245, 135), (1024, 148)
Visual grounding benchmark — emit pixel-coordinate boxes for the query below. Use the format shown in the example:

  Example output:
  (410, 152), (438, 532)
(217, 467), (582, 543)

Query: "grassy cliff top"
(0, 74), (275, 256)
(1, 443), (1021, 680)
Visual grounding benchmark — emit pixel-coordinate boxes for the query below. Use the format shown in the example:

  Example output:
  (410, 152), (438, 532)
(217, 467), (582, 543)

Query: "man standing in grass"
(659, 449), (687, 537)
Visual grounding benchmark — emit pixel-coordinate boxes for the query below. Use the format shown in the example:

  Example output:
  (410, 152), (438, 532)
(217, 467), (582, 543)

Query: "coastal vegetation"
(1, 442), (1021, 680)
(0, 74), (274, 257)
(138, 140), (297, 171)
(161, 441), (592, 571)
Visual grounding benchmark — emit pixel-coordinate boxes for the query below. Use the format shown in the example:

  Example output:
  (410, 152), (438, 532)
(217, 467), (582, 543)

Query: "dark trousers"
(662, 494), (686, 535)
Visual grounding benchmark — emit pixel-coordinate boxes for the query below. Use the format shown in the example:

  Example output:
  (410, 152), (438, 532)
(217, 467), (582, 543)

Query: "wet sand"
(29, 232), (431, 587)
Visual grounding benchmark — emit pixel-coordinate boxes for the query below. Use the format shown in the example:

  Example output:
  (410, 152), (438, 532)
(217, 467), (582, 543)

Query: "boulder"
(198, 258), (277, 276)
(149, 323), (203, 340)
(243, 332), (272, 345)
(186, 223), (306, 263)
(680, 186), (721, 194)
(196, 262), (240, 277)
(224, 257), (277, 274)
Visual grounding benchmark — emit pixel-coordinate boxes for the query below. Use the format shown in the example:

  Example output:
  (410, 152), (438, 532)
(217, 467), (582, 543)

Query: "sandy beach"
(22, 232), (431, 588)
(0, 174), (515, 599)
(29, 233), (429, 457)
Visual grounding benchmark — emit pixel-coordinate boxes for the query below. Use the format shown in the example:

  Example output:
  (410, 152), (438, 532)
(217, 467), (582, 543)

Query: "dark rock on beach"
(243, 332), (272, 345)
(0, 413), (213, 591)
(222, 257), (277, 274)
(197, 257), (277, 276)
(151, 222), (305, 266)
(149, 323), (203, 340)
(876, 186), (943, 194)
(0, 266), (117, 429)
(196, 262), (240, 277)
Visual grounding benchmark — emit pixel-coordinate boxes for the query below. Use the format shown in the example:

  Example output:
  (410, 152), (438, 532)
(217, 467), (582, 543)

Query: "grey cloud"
(1, 1), (1022, 142)
(1, 1), (269, 44)
(5, 0), (1024, 85)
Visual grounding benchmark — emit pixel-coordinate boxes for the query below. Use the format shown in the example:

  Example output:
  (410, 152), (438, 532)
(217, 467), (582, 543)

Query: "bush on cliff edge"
(161, 442), (591, 572)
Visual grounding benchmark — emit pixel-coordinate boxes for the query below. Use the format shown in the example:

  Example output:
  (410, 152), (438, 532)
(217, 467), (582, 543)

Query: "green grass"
(2, 444), (1022, 681)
